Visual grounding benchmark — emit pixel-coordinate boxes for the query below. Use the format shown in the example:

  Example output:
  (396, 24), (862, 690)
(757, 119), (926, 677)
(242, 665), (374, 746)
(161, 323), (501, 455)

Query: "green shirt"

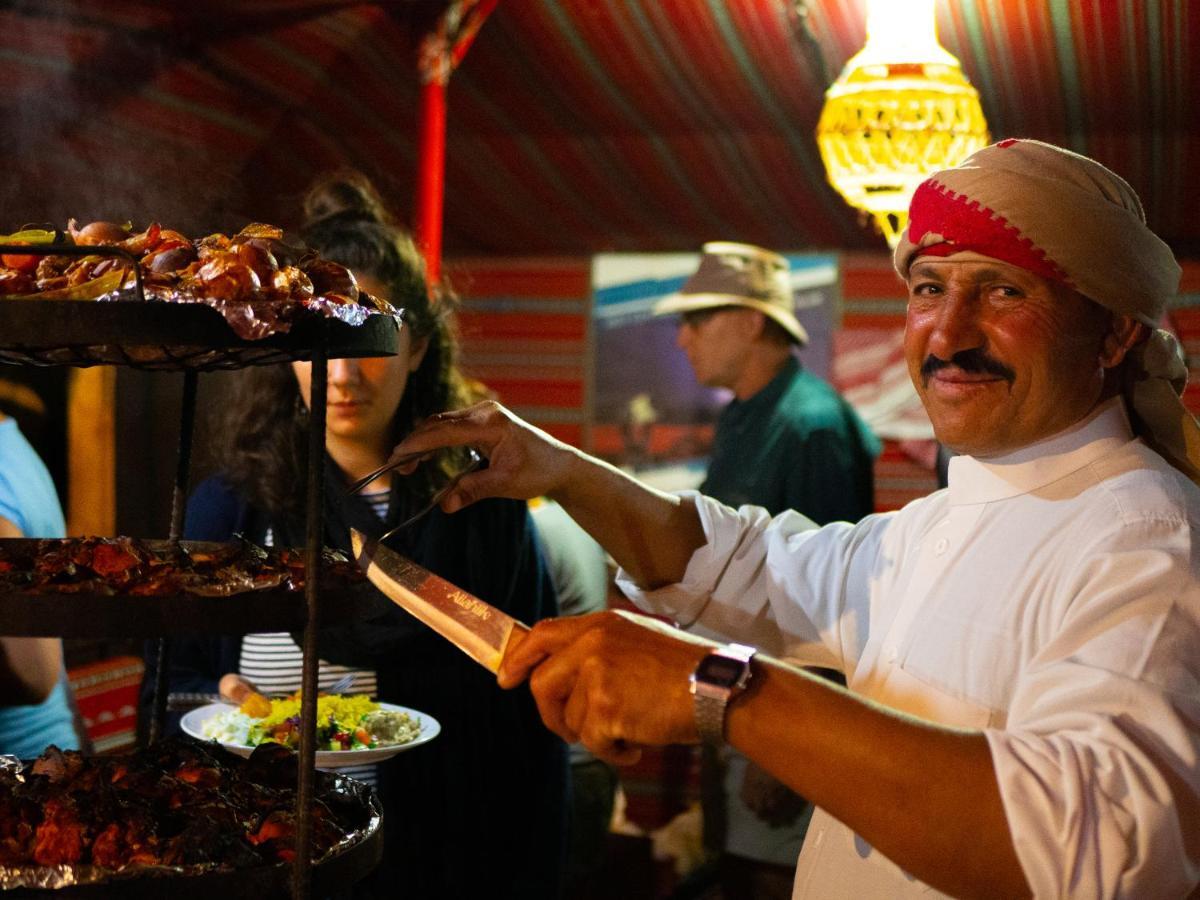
(701, 357), (880, 524)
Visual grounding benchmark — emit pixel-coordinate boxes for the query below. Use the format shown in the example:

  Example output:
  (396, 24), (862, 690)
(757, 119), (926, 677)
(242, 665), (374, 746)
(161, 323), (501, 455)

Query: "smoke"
(0, 2), (240, 233)
(0, 2), (430, 241)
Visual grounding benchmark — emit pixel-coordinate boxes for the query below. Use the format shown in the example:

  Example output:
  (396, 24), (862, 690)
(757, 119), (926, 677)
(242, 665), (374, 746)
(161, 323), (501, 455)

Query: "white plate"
(180, 701), (440, 768)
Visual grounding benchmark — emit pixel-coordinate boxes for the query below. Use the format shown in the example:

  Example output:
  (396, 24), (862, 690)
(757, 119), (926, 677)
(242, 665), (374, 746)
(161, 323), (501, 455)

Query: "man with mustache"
(389, 140), (1200, 898)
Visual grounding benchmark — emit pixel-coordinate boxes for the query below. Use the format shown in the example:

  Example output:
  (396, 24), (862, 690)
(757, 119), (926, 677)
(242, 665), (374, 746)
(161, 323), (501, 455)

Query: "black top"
(140, 466), (568, 899)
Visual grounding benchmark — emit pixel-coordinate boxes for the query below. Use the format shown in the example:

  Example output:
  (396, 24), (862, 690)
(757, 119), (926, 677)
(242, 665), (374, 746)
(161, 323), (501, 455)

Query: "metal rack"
(0, 243), (400, 899)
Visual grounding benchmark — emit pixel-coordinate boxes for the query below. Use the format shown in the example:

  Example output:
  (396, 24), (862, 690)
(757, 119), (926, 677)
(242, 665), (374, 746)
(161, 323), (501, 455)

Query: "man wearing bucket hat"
(655, 241), (810, 340)
(389, 139), (1200, 898)
(654, 243), (879, 899)
(654, 242), (878, 519)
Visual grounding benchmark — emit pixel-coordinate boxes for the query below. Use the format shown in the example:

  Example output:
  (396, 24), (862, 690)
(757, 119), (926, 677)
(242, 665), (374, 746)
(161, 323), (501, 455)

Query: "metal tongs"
(346, 448), (483, 542)
(344, 449), (430, 496)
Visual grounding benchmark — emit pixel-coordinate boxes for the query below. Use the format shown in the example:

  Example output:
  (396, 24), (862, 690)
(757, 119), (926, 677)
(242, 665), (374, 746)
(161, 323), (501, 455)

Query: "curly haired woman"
(143, 172), (567, 899)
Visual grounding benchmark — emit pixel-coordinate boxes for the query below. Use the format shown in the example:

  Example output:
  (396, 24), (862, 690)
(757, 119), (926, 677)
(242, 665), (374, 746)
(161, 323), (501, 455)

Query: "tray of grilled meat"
(0, 738), (383, 897)
(0, 221), (401, 370)
(0, 538), (377, 637)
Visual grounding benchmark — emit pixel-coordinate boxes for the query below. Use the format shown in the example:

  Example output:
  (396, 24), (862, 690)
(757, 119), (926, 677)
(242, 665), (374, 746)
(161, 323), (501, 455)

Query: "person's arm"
(502, 513), (1200, 898)
(389, 401), (706, 589)
(0, 638), (62, 705)
(499, 610), (1028, 899)
(393, 402), (1015, 894)
(727, 650), (1024, 899)
(0, 514), (62, 704)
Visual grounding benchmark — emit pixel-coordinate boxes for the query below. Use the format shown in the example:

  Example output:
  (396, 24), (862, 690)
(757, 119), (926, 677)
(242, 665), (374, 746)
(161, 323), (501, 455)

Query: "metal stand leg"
(168, 370), (199, 541)
(293, 349), (326, 900)
(148, 369), (199, 746)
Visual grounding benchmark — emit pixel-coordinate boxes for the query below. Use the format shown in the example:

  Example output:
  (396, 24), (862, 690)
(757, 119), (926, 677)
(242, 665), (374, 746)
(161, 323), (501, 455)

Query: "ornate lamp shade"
(816, 0), (990, 247)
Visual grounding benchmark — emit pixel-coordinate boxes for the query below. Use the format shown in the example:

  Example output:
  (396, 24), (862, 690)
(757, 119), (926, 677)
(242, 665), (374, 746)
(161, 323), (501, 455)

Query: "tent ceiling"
(2, 1), (1197, 257)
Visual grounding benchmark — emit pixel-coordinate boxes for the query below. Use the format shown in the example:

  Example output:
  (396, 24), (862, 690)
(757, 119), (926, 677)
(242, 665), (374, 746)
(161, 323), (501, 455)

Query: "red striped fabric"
(456, 311), (586, 342)
(448, 261), (591, 298)
(840, 252), (937, 511)
(450, 257), (592, 449)
(0, 3), (1195, 257)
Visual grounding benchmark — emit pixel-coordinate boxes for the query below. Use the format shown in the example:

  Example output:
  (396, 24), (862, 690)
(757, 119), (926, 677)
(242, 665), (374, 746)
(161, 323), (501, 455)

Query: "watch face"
(698, 655), (745, 688)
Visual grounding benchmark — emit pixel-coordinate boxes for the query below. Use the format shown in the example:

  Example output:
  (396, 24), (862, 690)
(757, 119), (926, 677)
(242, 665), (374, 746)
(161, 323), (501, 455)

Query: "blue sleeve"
(0, 421), (65, 537)
(531, 501), (608, 617)
(0, 470), (26, 534)
(183, 475), (250, 541)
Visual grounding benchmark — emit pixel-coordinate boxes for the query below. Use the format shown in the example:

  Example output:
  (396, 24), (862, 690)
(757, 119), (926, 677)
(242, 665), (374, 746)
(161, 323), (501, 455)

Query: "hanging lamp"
(815, 0), (990, 247)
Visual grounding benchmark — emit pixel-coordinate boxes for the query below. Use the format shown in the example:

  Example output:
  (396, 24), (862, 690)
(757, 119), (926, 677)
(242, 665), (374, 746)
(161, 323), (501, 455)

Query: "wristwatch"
(689, 643), (757, 745)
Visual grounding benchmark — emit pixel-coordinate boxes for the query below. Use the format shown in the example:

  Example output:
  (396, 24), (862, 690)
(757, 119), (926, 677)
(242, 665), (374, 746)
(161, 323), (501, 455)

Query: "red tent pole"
(414, 0), (500, 286)
(414, 74), (447, 284)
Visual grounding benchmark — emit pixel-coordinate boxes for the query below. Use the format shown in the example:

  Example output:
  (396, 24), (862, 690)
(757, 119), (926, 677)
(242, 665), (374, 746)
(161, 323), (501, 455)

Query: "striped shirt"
(237, 488), (389, 785)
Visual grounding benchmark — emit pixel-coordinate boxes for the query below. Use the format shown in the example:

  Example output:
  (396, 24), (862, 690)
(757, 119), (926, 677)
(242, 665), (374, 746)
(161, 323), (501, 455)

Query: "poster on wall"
(592, 251), (839, 488)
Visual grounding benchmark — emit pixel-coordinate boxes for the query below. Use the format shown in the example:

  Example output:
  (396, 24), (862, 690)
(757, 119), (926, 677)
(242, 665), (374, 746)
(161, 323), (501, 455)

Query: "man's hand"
(390, 401), (707, 589)
(388, 401), (577, 512)
(497, 610), (717, 764)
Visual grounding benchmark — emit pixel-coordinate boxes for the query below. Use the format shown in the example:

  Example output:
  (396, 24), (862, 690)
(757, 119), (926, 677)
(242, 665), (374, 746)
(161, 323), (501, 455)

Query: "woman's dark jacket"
(140, 462), (568, 899)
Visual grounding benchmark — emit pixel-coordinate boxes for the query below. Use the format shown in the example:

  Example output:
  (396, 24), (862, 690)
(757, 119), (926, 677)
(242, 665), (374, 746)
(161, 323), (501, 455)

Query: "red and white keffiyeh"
(893, 139), (1199, 484)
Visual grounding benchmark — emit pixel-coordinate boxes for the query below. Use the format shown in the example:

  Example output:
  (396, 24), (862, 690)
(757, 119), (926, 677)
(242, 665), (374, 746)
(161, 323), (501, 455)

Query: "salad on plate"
(182, 692), (438, 767)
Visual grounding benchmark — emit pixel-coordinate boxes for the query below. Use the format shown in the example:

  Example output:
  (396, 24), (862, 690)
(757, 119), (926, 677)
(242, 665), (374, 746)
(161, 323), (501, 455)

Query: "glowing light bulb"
(816, 0), (990, 247)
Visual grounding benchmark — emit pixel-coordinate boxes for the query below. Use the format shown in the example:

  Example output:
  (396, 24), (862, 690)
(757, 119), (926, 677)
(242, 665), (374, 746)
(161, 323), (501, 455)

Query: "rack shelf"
(3, 769), (384, 898)
(0, 584), (379, 639)
(0, 538), (379, 637)
(0, 287), (399, 899)
(0, 298), (398, 370)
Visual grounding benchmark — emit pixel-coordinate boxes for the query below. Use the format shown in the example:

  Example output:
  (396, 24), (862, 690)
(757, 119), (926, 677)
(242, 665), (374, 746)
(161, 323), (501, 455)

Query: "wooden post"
(66, 367), (116, 537)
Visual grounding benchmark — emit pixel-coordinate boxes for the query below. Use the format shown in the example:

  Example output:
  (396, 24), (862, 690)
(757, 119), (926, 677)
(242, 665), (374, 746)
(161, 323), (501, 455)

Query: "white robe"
(618, 399), (1200, 898)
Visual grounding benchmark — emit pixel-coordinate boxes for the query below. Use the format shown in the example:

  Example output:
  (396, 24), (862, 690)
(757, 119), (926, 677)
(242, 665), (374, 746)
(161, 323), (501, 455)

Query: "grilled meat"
(0, 738), (368, 874)
(0, 536), (363, 598)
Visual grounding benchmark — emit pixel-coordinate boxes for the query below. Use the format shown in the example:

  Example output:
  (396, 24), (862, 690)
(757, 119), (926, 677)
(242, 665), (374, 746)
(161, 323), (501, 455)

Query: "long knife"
(349, 528), (529, 673)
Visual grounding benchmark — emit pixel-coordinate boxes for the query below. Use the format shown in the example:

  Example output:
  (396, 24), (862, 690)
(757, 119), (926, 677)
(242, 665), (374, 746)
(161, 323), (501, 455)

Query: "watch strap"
(691, 643), (756, 745)
(693, 690), (728, 746)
